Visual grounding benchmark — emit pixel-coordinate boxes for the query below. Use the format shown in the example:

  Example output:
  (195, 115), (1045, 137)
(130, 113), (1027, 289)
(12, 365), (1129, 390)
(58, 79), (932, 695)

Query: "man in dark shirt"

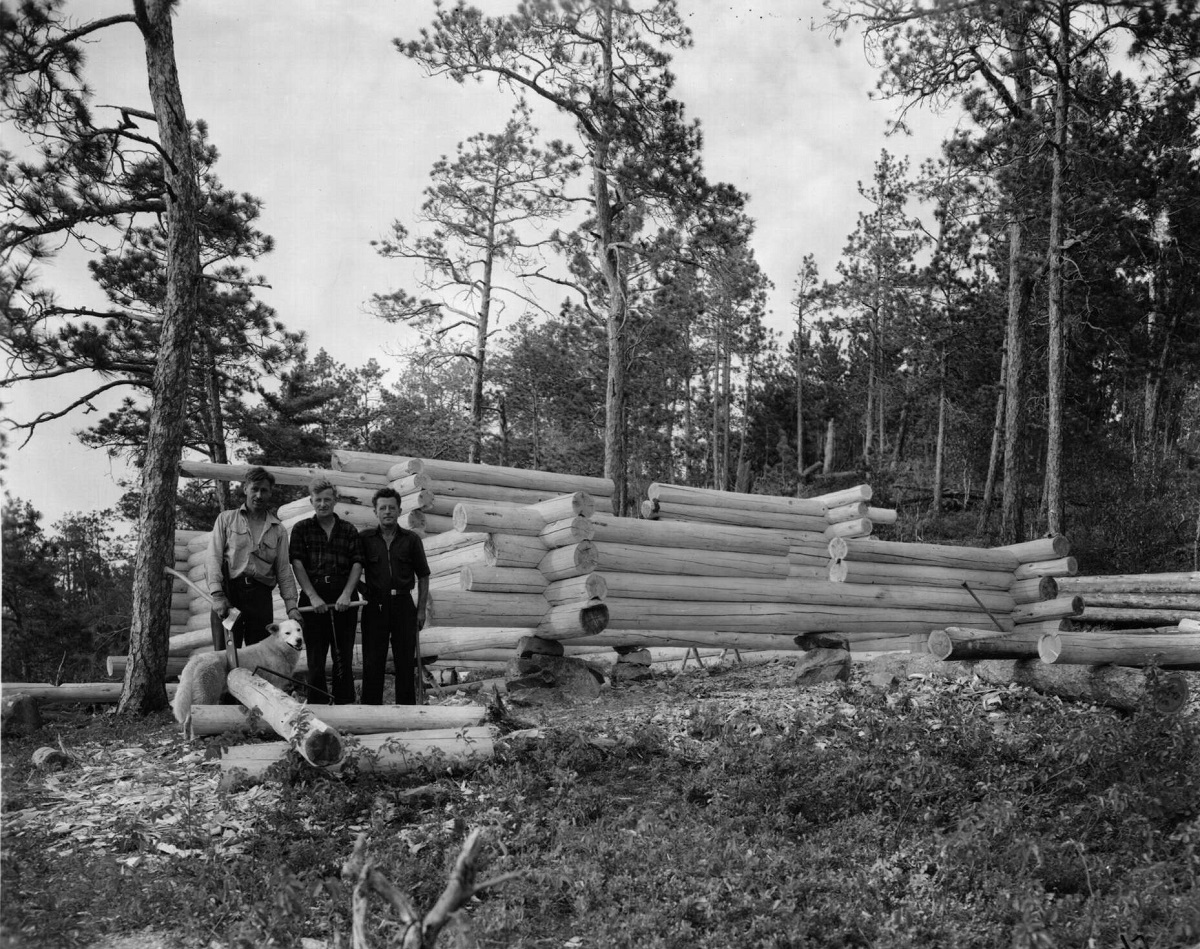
(289, 476), (364, 704)
(358, 487), (430, 705)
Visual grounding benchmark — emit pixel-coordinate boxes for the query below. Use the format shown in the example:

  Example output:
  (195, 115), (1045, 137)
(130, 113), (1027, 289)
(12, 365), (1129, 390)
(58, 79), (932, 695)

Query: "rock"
(516, 635), (565, 658)
(610, 662), (653, 682)
(2, 695), (42, 737)
(616, 648), (652, 666)
(793, 647), (852, 686)
(31, 746), (72, 772)
(505, 655), (603, 705)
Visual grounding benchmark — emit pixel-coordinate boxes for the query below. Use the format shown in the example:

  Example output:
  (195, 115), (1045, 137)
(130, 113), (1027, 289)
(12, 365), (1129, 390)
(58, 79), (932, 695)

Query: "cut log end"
(1151, 674), (1189, 715)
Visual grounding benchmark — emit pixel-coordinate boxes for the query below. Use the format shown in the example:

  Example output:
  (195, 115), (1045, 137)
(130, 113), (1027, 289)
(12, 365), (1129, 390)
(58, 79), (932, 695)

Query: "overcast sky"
(2, 0), (957, 525)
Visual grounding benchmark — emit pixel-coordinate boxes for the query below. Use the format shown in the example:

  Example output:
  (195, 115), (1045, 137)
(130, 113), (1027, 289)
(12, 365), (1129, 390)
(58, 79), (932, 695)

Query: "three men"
(205, 466), (302, 650)
(289, 477), (364, 705)
(358, 488), (430, 705)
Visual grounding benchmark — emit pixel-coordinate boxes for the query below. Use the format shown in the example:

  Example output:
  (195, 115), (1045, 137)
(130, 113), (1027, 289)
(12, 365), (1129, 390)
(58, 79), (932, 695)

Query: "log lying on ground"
(220, 726), (495, 785)
(187, 702), (487, 738)
(647, 483), (828, 516)
(995, 535), (1071, 563)
(590, 543), (789, 578)
(589, 514), (791, 556)
(225, 668), (344, 768)
(828, 536), (1020, 572)
(1011, 595), (1083, 625)
(2, 683), (175, 704)
(1070, 592), (1200, 611)
(1077, 607), (1200, 626)
(970, 659), (1188, 715)
(927, 627), (1045, 661)
(1056, 572), (1200, 595)
(1013, 557), (1078, 580)
(830, 559), (1013, 592)
(1039, 631), (1200, 669)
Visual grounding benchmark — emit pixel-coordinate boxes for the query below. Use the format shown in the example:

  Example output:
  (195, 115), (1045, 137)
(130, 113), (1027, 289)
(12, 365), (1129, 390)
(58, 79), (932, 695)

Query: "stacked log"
(1056, 571), (1200, 629)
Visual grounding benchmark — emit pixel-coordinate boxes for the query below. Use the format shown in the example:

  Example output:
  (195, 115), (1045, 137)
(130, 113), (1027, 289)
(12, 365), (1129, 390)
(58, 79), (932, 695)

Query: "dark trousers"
(210, 574), (274, 650)
(300, 579), (358, 705)
(361, 594), (418, 705)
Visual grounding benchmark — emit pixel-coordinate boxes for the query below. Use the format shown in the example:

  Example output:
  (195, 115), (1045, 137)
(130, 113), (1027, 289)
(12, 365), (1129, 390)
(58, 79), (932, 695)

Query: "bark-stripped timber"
(424, 490), (597, 520)
(543, 573), (608, 605)
(420, 512), (453, 534)
(646, 483), (827, 516)
(824, 517), (874, 539)
(169, 608), (191, 626)
(1068, 592), (1200, 611)
(485, 534), (549, 568)
(460, 566), (549, 594)
(1008, 619), (1070, 637)
(169, 630), (211, 655)
(1182, 618), (1200, 633)
(1077, 607), (1200, 626)
(428, 574), (461, 591)
(828, 536), (1020, 572)
(2, 683), (176, 704)
(390, 472), (434, 496)
(174, 528), (207, 543)
(825, 501), (868, 523)
(1010, 596), (1083, 624)
(427, 590), (547, 628)
(376, 452), (615, 496)
(539, 542), (599, 581)
(1011, 577), (1058, 605)
(395, 476), (614, 511)
(540, 515), (594, 547)
(970, 659), (1188, 715)
(184, 533), (209, 553)
(1013, 557), (1078, 580)
(599, 573), (1014, 613)
(422, 530), (489, 557)
(180, 460), (389, 489)
(538, 602), (610, 638)
(426, 542), (490, 576)
(187, 702), (486, 738)
(866, 507), (898, 525)
(589, 514), (791, 556)
(225, 668), (343, 768)
(812, 484), (873, 507)
(1039, 631), (1200, 670)
(420, 625), (538, 656)
(1056, 572), (1200, 594)
(995, 535), (1071, 563)
(601, 599), (1011, 634)
(219, 726), (495, 783)
(452, 503), (546, 536)
(585, 629), (807, 651)
(641, 500), (655, 519)
(829, 559), (1014, 592)
(788, 564), (832, 580)
(592, 543), (790, 578)
(173, 545), (190, 563)
(281, 503), (380, 531)
(649, 500), (829, 533)
(184, 547), (208, 569)
(927, 626), (1045, 661)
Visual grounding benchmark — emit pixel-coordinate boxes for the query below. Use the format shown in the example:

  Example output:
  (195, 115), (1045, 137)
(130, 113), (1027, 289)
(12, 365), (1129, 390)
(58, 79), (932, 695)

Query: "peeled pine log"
(813, 485), (873, 507)
(187, 702), (486, 738)
(225, 667), (344, 768)
(541, 515), (595, 547)
(602, 599), (1010, 635)
(1010, 619), (1070, 637)
(381, 453), (614, 497)
(1011, 596), (1083, 625)
(825, 518), (873, 539)
(1011, 577), (1058, 605)
(539, 541), (598, 581)
(1014, 557), (1078, 581)
(420, 625), (539, 656)
(391, 472), (433, 496)
(486, 534), (549, 568)
(281, 502), (378, 531)
(544, 573), (608, 606)
(1057, 572), (1200, 595)
(1182, 618), (1200, 633)
(420, 512), (452, 534)
(826, 501), (868, 524)
(927, 627), (1044, 661)
(828, 536), (1019, 572)
(461, 566), (548, 594)
(970, 659), (1188, 715)
(426, 542), (490, 576)
(589, 514), (790, 557)
(3, 683), (175, 704)
(428, 590), (547, 628)
(219, 726), (495, 784)
(398, 476), (614, 512)
(423, 530), (489, 557)
(538, 602), (610, 639)
(996, 535), (1071, 563)
(650, 499), (829, 533)
(788, 564), (829, 580)
(830, 559), (1013, 592)
(1039, 631), (1200, 670)
(170, 629), (214, 656)
(1070, 592), (1200, 611)
(600, 573), (1014, 613)
(594, 542), (789, 579)
(587, 629), (806, 651)
(867, 507), (898, 526)
(180, 460), (387, 489)
(453, 503), (544, 536)
(332, 449), (419, 477)
(1077, 606), (1200, 626)
(647, 483), (827, 517)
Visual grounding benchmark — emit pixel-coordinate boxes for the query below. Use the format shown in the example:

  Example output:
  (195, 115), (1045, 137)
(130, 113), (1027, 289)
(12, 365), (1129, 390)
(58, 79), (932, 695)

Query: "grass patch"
(3, 672), (1199, 948)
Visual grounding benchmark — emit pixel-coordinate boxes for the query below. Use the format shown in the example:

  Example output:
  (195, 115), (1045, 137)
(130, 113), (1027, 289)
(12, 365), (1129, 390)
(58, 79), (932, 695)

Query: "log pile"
(1057, 571), (1200, 629)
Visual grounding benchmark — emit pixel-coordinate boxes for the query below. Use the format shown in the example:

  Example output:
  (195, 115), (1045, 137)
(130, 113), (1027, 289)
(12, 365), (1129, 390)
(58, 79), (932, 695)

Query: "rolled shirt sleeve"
(206, 512), (229, 600)
(274, 524), (299, 611)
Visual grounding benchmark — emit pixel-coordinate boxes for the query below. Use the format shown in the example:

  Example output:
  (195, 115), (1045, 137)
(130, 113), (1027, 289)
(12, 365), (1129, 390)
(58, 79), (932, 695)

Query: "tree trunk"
(977, 352), (1006, 531)
(119, 0), (203, 716)
(932, 367), (946, 511)
(198, 329), (231, 510)
(823, 417), (836, 474)
(469, 170), (501, 465)
(1044, 3), (1069, 536)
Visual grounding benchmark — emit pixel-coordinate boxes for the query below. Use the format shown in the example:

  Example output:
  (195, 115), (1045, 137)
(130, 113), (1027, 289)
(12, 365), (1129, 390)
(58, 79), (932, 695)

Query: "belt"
(311, 575), (349, 586)
(231, 575), (266, 587)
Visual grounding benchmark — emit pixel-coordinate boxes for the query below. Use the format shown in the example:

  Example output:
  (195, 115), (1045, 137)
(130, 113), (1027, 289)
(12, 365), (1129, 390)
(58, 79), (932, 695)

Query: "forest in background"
(2, 0), (1198, 698)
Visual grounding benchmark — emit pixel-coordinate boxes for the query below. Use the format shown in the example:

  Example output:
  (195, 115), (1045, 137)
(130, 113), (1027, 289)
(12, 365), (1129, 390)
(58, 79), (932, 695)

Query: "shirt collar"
(239, 504), (280, 527)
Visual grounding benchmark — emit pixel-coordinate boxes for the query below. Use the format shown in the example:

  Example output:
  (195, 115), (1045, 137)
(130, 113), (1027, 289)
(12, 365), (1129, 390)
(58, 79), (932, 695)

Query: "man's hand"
(310, 594), (328, 614)
(286, 607), (304, 623)
(416, 607), (426, 631)
(212, 596), (231, 619)
(335, 591), (353, 612)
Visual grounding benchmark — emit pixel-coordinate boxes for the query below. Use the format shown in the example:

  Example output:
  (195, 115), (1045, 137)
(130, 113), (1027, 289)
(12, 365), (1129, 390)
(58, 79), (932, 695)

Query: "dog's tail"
(171, 679), (192, 724)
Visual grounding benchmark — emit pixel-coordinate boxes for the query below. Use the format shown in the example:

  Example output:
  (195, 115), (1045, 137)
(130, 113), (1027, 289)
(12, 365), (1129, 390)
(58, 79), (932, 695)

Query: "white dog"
(172, 619), (306, 723)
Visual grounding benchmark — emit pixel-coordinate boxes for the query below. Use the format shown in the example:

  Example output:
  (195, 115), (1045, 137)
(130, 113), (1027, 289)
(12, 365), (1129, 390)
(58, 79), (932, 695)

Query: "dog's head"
(268, 618), (305, 652)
